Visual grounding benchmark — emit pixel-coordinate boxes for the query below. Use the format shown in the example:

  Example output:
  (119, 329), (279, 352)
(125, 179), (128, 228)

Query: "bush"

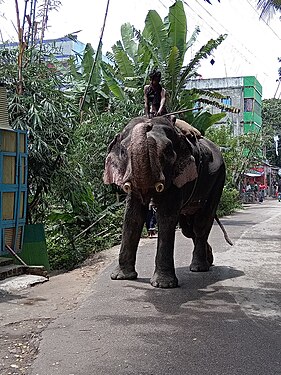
(46, 204), (124, 271)
(217, 187), (242, 217)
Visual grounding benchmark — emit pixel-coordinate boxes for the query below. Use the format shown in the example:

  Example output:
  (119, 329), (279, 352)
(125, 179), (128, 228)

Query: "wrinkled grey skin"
(103, 116), (225, 288)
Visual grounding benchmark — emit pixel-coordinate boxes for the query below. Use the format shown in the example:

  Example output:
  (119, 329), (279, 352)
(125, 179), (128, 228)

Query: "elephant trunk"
(129, 122), (153, 189)
(122, 121), (165, 192)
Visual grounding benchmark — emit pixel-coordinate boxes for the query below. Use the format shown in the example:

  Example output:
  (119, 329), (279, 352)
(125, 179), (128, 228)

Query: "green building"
(185, 75), (263, 137)
(243, 76), (262, 134)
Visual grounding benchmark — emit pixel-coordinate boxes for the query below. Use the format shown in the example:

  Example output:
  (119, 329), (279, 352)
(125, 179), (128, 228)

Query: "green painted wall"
(243, 76), (262, 98)
(20, 224), (50, 271)
(243, 76), (262, 134)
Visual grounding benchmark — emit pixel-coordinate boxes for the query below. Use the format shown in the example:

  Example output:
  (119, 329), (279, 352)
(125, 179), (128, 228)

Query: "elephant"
(103, 116), (227, 288)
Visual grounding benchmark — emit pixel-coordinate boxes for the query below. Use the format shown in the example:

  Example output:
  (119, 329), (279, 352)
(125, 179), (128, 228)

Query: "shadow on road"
(0, 290), (25, 303)
(129, 265), (244, 315)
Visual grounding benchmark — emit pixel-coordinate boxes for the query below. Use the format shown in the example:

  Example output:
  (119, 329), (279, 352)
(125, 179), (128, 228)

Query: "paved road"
(31, 199), (281, 375)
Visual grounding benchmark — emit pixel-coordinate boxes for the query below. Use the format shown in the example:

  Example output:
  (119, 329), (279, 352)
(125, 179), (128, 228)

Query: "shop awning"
(244, 170), (264, 177)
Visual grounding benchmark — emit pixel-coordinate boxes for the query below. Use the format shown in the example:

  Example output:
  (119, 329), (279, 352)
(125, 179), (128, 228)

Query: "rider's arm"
(144, 85), (149, 116)
(157, 88), (166, 116)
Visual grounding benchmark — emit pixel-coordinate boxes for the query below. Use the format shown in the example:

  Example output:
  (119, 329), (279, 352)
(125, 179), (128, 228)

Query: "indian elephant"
(103, 116), (226, 288)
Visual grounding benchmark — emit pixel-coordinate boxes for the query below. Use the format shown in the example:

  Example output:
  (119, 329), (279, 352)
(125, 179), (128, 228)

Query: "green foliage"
(0, 1), (244, 271)
(44, 109), (132, 270)
(206, 124), (266, 188)
(103, 0), (229, 119)
(217, 187), (242, 217)
(46, 203), (124, 270)
(262, 98), (281, 166)
(191, 111), (226, 135)
(68, 43), (110, 115)
(0, 47), (79, 222)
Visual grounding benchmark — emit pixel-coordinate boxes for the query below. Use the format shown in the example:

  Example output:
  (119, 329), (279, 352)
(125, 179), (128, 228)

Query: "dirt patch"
(0, 246), (119, 375)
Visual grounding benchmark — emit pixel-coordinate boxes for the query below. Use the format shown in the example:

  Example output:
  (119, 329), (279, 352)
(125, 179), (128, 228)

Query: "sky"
(1, 0), (281, 99)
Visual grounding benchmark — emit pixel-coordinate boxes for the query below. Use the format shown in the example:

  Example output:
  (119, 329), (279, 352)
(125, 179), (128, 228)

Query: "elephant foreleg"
(150, 213), (179, 288)
(111, 195), (146, 280)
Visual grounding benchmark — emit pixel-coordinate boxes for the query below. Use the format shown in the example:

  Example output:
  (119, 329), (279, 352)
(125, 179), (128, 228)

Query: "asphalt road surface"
(30, 199), (281, 375)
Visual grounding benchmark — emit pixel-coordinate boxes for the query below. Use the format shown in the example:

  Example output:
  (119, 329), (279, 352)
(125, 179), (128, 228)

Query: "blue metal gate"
(0, 128), (28, 254)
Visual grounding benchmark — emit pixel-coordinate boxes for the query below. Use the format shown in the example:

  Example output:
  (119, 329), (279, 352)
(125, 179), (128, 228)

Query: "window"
(244, 98), (253, 112)
(193, 101), (201, 113)
(221, 96), (232, 106)
(254, 100), (261, 116)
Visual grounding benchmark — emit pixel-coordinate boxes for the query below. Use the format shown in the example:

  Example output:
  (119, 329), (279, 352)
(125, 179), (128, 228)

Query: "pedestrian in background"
(278, 180), (281, 202)
(146, 198), (157, 237)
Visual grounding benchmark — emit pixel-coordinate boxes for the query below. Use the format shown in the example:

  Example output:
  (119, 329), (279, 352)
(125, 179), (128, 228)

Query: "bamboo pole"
(15, 0), (24, 94)
(79, 0), (111, 113)
(5, 243), (28, 266)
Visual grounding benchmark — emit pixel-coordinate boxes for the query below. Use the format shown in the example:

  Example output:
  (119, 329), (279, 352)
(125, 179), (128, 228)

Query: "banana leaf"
(168, 0), (187, 64)
(112, 41), (135, 78)
(192, 111), (226, 135)
(121, 23), (138, 62)
(144, 10), (169, 64)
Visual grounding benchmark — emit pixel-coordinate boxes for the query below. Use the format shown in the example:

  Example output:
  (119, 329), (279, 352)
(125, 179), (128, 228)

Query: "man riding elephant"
(144, 69), (201, 139)
(144, 69), (167, 118)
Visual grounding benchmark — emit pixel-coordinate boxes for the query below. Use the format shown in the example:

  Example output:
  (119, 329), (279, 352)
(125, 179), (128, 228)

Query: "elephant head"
(103, 117), (198, 195)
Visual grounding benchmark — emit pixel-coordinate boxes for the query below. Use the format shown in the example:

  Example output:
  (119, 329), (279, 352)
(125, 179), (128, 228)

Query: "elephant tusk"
(155, 182), (164, 193)
(123, 182), (132, 193)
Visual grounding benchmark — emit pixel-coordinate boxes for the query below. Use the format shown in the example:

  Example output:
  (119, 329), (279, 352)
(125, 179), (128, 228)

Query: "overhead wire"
(183, 0), (271, 77)
(146, 0), (279, 95)
(164, 0), (278, 82)
(245, 0), (281, 42)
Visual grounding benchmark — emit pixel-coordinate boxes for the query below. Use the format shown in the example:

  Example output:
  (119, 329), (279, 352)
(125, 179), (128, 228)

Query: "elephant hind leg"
(207, 242), (214, 266)
(179, 215), (211, 271)
(179, 214), (193, 239)
(190, 237), (214, 272)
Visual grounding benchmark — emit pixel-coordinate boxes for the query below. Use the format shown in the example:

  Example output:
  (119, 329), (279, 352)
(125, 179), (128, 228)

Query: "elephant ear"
(103, 134), (127, 187)
(173, 136), (198, 188)
(199, 139), (223, 175)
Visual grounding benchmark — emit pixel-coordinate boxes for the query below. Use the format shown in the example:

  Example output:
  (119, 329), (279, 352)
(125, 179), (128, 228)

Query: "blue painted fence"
(0, 128), (28, 255)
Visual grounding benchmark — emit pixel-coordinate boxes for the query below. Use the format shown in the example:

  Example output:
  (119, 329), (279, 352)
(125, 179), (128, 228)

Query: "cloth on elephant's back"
(174, 119), (201, 139)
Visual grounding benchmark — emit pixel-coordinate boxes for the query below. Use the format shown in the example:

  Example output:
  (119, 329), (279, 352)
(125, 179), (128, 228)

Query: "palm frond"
(257, 0), (281, 20)
(134, 27), (161, 71)
(176, 34), (227, 99)
(198, 98), (240, 113)
(166, 46), (181, 108)
(101, 62), (126, 100)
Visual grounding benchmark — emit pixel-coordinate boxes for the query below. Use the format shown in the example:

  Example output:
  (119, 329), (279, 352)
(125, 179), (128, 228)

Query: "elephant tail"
(215, 215), (233, 246)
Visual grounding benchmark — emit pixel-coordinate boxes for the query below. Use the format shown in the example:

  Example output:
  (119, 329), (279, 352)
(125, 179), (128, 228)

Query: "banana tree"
(102, 0), (236, 129)
(68, 43), (110, 116)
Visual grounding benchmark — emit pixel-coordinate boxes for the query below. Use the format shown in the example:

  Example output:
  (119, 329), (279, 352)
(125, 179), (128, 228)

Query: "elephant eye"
(165, 143), (174, 157)
(120, 145), (127, 159)
(162, 142), (176, 165)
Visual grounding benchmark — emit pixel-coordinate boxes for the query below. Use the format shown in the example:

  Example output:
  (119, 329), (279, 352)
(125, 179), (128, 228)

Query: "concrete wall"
(185, 77), (245, 136)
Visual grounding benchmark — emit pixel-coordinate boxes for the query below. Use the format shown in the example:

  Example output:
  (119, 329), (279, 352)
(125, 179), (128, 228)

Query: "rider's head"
(149, 69), (161, 85)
